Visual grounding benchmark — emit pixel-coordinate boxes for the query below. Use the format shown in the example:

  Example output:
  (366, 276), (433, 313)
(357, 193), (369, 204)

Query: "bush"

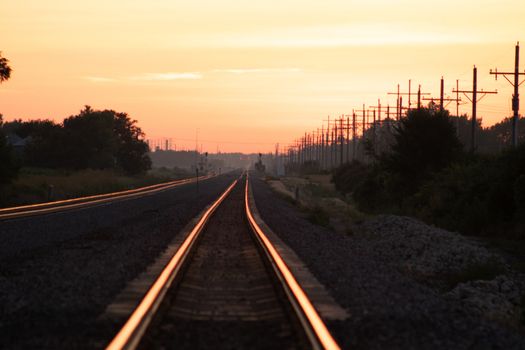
(331, 108), (525, 238)
(331, 161), (369, 194)
(410, 144), (525, 238)
(307, 206), (331, 227)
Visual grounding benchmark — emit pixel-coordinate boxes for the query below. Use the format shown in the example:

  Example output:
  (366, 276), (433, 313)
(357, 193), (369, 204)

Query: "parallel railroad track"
(0, 174), (214, 220)
(106, 174), (340, 350)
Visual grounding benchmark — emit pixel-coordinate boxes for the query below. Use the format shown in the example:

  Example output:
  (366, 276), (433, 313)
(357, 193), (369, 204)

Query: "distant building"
(6, 133), (31, 156)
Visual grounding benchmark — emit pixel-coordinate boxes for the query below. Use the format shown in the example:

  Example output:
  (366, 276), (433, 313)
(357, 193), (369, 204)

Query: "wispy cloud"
(212, 68), (302, 74)
(83, 76), (117, 83)
(191, 24), (480, 48)
(131, 72), (202, 81)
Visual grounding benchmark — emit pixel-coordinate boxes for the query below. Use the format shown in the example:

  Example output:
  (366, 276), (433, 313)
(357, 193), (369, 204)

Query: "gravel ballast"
(0, 172), (238, 349)
(251, 176), (525, 350)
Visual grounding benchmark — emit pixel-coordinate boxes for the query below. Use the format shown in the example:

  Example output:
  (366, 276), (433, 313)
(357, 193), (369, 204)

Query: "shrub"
(331, 160), (369, 195)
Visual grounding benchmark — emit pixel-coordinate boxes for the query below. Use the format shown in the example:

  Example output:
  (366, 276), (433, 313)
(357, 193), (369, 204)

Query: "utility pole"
(345, 115), (351, 163)
(399, 97), (403, 119)
(369, 101), (390, 123)
(319, 127), (324, 170)
(334, 123), (338, 168)
(408, 79), (412, 110)
(417, 85), (422, 109)
(440, 77), (444, 111)
(331, 128), (335, 169)
(339, 116), (344, 166)
(453, 66), (497, 152)
(490, 42), (525, 147)
(316, 129), (320, 165)
(422, 78), (461, 112)
(323, 116), (331, 169)
(352, 111), (357, 161)
(354, 105), (368, 161)
(388, 81), (430, 118)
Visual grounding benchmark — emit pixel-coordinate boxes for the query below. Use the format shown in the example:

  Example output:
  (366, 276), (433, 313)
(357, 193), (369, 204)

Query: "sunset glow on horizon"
(2, 0), (524, 153)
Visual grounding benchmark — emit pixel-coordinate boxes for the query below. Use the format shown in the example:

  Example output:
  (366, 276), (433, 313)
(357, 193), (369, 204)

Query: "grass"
(484, 238), (525, 257)
(0, 166), (192, 208)
(521, 293), (525, 326)
(306, 205), (331, 227)
(265, 174), (367, 232)
(483, 238), (525, 274)
(443, 258), (506, 291)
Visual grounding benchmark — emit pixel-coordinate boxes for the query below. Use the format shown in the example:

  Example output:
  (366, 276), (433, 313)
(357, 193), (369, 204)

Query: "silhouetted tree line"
(0, 114), (19, 183)
(0, 52), (17, 183)
(333, 106), (525, 239)
(2, 106), (151, 181)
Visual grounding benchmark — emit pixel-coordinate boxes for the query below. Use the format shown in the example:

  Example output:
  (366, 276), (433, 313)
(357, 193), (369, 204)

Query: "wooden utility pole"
(388, 81), (430, 118)
(417, 85), (422, 108)
(320, 127), (324, 169)
(399, 97), (403, 119)
(354, 106), (368, 161)
(490, 42), (525, 147)
(440, 77), (445, 111)
(352, 111), (357, 161)
(339, 116), (344, 166)
(323, 116), (331, 169)
(331, 128), (335, 169)
(453, 66), (497, 152)
(423, 78), (461, 112)
(345, 115), (351, 163)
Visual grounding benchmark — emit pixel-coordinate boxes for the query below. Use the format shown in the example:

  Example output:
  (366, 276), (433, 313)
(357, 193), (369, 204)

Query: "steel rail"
(0, 174), (214, 220)
(106, 179), (238, 350)
(244, 176), (341, 350)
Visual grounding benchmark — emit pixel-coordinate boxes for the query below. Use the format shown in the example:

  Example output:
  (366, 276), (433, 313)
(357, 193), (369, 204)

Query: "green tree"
(384, 107), (463, 194)
(17, 119), (67, 168)
(63, 107), (117, 169)
(63, 106), (151, 174)
(113, 111), (151, 174)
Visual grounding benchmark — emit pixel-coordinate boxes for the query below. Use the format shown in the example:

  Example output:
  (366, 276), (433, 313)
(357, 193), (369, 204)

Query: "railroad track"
(0, 174), (214, 220)
(106, 174), (340, 350)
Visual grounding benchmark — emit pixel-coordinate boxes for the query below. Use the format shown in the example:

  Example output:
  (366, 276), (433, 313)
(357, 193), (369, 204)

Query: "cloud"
(83, 76), (117, 83)
(191, 24), (480, 48)
(131, 72), (202, 81)
(212, 68), (302, 74)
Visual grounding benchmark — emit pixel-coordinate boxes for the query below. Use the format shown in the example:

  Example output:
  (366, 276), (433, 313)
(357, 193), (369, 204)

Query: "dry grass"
(267, 175), (366, 234)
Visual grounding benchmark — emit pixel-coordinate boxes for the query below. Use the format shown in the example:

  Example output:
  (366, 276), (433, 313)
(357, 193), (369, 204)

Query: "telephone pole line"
(388, 81), (430, 119)
(422, 77), (461, 111)
(490, 42), (525, 147)
(453, 66), (497, 152)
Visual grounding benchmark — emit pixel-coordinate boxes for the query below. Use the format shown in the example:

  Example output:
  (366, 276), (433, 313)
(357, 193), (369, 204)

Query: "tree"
(0, 52), (12, 83)
(384, 106), (463, 194)
(113, 111), (151, 174)
(0, 54), (17, 183)
(17, 119), (68, 168)
(0, 115), (19, 183)
(63, 106), (151, 174)
(63, 107), (117, 169)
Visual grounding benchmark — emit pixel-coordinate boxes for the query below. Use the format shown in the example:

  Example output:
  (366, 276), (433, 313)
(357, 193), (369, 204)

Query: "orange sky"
(1, 0), (524, 153)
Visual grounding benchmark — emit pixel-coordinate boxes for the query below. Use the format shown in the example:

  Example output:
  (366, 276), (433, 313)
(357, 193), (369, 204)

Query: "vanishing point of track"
(106, 173), (340, 350)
